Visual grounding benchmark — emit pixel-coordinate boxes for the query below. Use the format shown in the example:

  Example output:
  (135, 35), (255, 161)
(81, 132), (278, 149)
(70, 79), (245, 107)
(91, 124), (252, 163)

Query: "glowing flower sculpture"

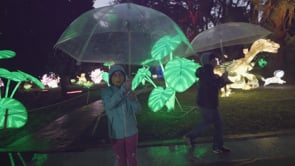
(131, 35), (200, 112)
(41, 72), (60, 88)
(0, 50), (45, 129)
(90, 68), (103, 84)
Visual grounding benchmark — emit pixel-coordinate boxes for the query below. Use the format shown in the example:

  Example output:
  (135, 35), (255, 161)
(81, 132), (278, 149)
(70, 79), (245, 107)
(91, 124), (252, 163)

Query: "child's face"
(111, 71), (125, 86)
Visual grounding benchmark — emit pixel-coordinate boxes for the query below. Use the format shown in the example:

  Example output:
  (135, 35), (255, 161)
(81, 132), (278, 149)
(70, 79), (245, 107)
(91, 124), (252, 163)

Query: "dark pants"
(111, 133), (138, 166)
(186, 107), (224, 149)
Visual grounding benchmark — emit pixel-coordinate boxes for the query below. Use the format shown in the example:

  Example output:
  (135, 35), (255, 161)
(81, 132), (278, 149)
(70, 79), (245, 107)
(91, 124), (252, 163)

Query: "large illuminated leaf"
(0, 50), (16, 59)
(17, 70), (45, 89)
(102, 72), (109, 86)
(0, 98), (27, 129)
(164, 57), (201, 92)
(0, 69), (25, 82)
(165, 91), (176, 112)
(103, 61), (115, 67)
(148, 87), (175, 112)
(132, 67), (151, 91)
(0, 68), (11, 78)
(151, 35), (181, 61)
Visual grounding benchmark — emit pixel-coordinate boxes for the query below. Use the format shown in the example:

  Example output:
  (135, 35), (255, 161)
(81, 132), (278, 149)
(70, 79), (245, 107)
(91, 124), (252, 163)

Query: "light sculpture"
(0, 50), (45, 129)
(90, 68), (103, 84)
(130, 35), (200, 112)
(214, 39), (280, 97)
(41, 72), (60, 88)
(262, 70), (286, 86)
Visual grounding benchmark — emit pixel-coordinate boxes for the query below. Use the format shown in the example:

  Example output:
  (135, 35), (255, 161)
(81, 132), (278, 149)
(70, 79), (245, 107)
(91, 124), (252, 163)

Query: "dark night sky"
(0, 0), (93, 76)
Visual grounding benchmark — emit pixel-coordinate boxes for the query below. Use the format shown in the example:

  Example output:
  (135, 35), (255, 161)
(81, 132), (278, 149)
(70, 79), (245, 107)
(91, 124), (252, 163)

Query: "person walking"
(101, 65), (141, 166)
(184, 51), (231, 154)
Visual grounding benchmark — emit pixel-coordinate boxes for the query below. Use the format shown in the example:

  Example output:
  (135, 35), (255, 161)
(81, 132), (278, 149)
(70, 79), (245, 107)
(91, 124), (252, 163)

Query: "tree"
(250, 0), (295, 69)
(0, 0), (93, 75)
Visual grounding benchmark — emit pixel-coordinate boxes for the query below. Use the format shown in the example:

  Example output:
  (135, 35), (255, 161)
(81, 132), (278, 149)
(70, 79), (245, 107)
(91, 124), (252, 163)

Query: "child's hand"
(124, 78), (132, 91)
(128, 91), (136, 101)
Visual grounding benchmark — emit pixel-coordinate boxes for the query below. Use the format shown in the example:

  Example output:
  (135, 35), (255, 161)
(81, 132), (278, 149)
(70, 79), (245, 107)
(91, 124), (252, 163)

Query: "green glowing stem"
(0, 88), (2, 98)
(158, 62), (168, 87)
(169, 52), (173, 61)
(145, 76), (157, 88)
(9, 153), (16, 166)
(5, 80), (11, 98)
(159, 62), (165, 76)
(10, 81), (21, 98)
(175, 96), (184, 111)
(17, 152), (27, 166)
(4, 108), (8, 132)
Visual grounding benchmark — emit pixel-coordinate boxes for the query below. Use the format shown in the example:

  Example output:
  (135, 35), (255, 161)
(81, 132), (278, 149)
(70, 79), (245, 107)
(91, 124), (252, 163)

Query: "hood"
(108, 65), (127, 85)
(199, 51), (214, 65)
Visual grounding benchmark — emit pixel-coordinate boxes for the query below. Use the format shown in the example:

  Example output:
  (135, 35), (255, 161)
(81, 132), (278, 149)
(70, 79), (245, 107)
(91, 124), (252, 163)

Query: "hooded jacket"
(101, 65), (141, 139)
(196, 64), (227, 109)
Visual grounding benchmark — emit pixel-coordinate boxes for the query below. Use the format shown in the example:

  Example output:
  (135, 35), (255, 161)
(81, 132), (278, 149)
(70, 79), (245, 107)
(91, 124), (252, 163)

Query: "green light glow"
(165, 91), (176, 112)
(132, 33), (199, 112)
(194, 147), (208, 158)
(131, 67), (152, 91)
(103, 61), (115, 67)
(164, 57), (200, 92)
(102, 71), (109, 86)
(151, 35), (181, 61)
(258, 58), (268, 68)
(0, 98), (27, 129)
(148, 87), (175, 112)
(0, 50), (44, 129)
(0, 50), (16, 59)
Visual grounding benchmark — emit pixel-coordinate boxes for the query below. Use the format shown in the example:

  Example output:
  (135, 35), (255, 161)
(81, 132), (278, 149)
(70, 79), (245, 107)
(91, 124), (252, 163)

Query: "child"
(101, 65), (141, 166)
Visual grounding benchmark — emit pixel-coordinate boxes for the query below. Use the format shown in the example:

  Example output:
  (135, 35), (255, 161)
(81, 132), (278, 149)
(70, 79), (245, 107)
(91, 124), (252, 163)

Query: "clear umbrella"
(54, 3), (193, 67)
(191, 22), (272, 53)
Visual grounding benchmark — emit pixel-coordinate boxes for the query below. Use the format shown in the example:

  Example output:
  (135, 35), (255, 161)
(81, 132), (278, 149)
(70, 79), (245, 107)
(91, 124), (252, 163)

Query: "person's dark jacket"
(196, 64), (227, 109)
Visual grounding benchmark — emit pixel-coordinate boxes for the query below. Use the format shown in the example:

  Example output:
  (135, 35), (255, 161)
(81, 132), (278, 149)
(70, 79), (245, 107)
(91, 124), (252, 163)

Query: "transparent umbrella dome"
(54, 3), (193, 66)
(191, 22), (272, 53)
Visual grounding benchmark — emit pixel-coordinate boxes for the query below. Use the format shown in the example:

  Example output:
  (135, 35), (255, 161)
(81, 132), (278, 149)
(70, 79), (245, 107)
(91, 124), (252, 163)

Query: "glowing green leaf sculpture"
(102, 71), (110, 86)
(151, 35), (181, 61)
(0, 50), (45, 129)
(17, 70), (45, 89)
(0, 98), (27, 129)
(103, 61), (115, 68)
(0, 68), (12, 78)
(0, 50), (16, 59)
(148, 87), (175, 112)
(164, 57), (201, 92)
(131, 67), (153, 91)
(165, 91), (176, 112)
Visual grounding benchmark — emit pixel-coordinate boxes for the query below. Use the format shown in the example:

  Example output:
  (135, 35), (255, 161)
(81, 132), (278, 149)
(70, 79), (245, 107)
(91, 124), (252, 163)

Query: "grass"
(1, 82), (295, 146)
(136, 83), (295, 142)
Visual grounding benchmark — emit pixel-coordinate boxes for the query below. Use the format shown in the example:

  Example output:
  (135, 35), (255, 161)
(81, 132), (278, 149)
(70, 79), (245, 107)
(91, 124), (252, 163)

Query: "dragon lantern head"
(250, 39), (280, 54)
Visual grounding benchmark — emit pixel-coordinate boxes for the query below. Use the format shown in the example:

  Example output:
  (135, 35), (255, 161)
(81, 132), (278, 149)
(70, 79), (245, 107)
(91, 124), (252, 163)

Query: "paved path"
(1, 100), (104, 152)
(38, 133), (295, 166)
(1, 98), (295, 166)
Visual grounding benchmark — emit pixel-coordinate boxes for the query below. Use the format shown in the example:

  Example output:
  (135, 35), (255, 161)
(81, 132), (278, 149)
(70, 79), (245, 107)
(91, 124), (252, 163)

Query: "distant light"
(93, 0), (113, 8)
(67, 90), (83, 94)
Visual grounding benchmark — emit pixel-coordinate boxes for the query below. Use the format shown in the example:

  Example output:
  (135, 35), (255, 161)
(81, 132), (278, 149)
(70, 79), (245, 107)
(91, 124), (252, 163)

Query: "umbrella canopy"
(191, 22), (272, 53)
(54, 3), (193, 66)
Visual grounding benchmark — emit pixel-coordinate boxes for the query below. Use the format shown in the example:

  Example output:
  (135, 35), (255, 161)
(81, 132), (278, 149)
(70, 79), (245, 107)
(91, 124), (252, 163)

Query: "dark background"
(0, 0), (93, 76)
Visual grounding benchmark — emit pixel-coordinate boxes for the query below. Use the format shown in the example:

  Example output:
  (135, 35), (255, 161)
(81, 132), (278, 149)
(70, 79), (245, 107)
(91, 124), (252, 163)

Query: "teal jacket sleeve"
(101, 85), (128, 111)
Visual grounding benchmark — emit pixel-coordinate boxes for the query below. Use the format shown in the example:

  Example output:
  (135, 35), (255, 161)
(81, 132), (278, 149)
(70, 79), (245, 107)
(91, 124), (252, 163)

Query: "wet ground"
(1, 97), (295, 166)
